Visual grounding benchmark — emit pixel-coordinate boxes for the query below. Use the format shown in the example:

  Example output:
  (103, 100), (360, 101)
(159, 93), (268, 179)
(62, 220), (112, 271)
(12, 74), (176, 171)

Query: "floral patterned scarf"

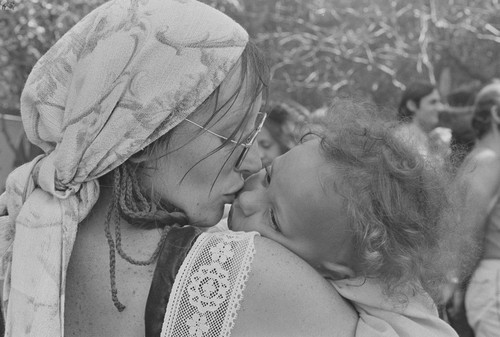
(0, 0), (248, 335)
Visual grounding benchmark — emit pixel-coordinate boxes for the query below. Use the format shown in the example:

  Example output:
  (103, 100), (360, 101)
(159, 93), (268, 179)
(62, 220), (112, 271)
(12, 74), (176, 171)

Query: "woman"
(458, 80), (500, 337)
(0, 0), (357, 336)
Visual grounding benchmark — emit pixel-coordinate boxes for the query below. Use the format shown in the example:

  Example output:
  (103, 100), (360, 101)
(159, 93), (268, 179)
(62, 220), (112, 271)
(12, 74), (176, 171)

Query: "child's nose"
(241, 168), (266, 192)
(237, 142), (263, 179)
(237, 170), (268, 216)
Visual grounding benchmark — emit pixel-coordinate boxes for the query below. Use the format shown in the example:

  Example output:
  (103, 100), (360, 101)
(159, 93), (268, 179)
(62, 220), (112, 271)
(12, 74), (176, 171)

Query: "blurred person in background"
(258, 102), (307, 167)
(427, 83), (481, 337)
(397, 81), (452, 161)
(456, 80), (500, 337)
(439, 83), (480, 337)
(444, 83), (481, 165)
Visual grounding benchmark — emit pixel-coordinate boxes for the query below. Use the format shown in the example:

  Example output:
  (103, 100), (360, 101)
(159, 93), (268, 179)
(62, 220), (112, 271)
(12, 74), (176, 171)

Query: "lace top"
(145, 226), (257, 337)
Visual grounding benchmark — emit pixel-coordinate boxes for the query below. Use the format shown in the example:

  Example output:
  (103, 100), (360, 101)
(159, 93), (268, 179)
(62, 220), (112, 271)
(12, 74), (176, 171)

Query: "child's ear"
(319, 261), (355, 281)
(491, 105), (500, 123)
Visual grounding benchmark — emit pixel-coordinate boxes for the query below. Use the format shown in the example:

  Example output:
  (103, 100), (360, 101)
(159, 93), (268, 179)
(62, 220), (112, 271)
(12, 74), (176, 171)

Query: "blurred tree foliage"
(1, 0), (500, 114)
(0, 0), (108, 110)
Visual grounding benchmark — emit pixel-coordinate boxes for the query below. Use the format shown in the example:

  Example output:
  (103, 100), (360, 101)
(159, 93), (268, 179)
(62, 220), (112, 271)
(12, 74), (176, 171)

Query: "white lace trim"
(161, 231), (257, 337)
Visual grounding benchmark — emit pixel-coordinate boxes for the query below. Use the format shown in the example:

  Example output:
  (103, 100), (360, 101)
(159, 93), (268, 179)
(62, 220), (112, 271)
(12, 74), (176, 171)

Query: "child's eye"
(269, 208), (281, 232)
(264, 165), (272, 184)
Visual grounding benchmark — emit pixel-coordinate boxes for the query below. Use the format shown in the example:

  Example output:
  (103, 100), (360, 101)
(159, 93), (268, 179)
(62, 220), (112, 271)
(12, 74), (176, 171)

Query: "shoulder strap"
(145, 225), (203, 337)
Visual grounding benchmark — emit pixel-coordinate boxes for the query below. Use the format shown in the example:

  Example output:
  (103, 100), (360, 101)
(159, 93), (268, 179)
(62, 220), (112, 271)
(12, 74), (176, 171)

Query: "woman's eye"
(269, 208), (281, 232)
(264, 165), (272, 184)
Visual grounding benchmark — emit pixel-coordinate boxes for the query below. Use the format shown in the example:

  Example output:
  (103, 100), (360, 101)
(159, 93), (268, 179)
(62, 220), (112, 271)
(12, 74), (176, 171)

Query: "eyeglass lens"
(234, 112), (267, 169)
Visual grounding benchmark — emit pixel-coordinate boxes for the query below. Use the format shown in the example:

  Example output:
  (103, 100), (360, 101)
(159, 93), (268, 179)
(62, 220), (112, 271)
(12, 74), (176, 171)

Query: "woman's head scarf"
(0, 0), (248, 335)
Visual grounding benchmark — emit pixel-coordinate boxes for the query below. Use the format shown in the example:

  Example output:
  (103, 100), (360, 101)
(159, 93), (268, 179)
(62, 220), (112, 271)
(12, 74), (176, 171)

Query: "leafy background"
(0, 0), (499, 189)
(2, 0), (499, 113)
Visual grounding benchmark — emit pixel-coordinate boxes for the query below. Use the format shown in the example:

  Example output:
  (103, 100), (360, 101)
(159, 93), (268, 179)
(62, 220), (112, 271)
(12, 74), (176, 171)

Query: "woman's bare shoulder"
(459, 147), (500, 195)
(231, 236), (357, 337)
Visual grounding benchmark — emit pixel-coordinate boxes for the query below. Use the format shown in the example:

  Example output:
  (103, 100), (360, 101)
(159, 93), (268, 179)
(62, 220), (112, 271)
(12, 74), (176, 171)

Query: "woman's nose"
(237, 142), (262, 179)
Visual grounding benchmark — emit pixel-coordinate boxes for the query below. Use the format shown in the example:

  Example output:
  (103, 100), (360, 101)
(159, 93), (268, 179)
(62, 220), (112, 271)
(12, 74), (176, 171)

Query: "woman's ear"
(319, 261), (355, 281)
(491, 105), (500, 123)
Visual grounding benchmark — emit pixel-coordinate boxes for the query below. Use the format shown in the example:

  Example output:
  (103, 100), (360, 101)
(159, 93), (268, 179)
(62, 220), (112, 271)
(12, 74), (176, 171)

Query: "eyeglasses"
(184, 112), (267, 169)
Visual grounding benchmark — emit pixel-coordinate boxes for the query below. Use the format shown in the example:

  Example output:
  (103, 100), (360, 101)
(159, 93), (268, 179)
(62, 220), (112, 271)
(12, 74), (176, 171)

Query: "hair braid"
(128, 164), (151, 209)
(122, 166), (140, 213)
(104, 169), (126, 312)
(117, 163), (187, 229)
(104, 164), (185, 312)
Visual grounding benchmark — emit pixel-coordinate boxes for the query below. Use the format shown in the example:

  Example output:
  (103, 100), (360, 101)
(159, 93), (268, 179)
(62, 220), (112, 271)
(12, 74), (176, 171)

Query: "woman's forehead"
(186, 58), (263, 137)
(216, 92), (262, 134)
(218, 60), (245, 103)
(219, 57), (262, 106)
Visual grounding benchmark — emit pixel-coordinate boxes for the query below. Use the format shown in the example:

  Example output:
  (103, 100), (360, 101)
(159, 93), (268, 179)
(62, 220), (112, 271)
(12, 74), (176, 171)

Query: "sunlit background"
(1, 0), (500, 191)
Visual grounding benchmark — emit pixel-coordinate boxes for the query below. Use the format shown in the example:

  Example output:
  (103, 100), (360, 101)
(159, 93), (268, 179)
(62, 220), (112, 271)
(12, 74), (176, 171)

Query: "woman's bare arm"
(231, 236), (357, 337)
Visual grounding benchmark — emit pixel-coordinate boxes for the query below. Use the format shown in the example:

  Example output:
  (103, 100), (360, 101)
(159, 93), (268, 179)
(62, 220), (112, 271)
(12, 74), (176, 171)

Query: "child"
(229, 100), (459, 337)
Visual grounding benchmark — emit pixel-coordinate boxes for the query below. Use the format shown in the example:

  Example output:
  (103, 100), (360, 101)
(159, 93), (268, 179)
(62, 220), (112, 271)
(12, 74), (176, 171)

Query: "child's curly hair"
(314, 99), (458, 302)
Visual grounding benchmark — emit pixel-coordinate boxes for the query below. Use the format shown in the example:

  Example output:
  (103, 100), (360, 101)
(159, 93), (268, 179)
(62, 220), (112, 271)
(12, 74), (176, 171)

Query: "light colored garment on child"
(332, 277), (459, 337)
(465, 259), (500, 337)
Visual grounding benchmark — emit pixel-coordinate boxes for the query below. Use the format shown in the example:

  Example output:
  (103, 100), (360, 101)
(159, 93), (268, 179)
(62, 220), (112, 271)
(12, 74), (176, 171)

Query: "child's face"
(229, 139), (355, 272)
